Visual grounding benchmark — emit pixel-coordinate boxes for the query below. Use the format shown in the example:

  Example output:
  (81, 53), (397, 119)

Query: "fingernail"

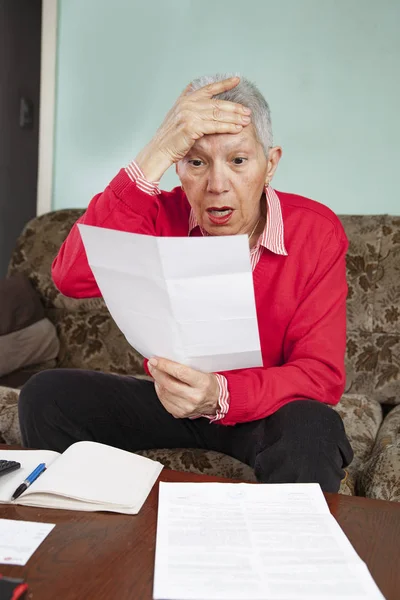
(242, 116), (251, 123)
(235, 125), (243, 130)
(243, 107), (251, 114)
(149, 358), (158, 367)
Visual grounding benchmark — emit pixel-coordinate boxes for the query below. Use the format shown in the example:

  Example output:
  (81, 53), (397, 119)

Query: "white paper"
(78, 225), (262, 372)
(153, 483), (385, 600)
(16, 441), (163, 515)
(0, 519), (55, 565)
(0, 449), (60, 503)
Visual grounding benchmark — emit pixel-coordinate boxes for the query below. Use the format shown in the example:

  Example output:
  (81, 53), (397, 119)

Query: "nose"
(207, 164), (229, 195)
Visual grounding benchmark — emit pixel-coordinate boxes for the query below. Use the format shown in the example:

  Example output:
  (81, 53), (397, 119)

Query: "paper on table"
(153, 483), (385, 600)
(0, 519), (55, 565)
(78, 225), (262, 372)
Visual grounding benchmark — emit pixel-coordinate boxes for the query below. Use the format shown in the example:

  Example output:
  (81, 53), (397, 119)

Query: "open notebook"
(0, 441), (163, 514)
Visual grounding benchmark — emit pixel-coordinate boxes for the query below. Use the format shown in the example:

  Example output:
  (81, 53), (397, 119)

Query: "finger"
(154, 383), (196, 418)
(190, 98), (251, 115)
(154, 382), (181, 408)
(212, 98), (251, 115)
(201, 121), (245, 135)
(180, 82), (194, 97)
(151, 365), (191, 398)
(205, 107), (251, 126)
(149, 357), (201, 387)
(199, 76), (241, 98)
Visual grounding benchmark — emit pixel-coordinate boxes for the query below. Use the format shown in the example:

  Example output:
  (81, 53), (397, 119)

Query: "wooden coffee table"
(1, 456), (399, 599)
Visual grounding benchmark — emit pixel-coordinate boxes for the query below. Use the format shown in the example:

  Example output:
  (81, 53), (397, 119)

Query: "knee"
(257, 399), (353, 470)
(254, 400), (353, 491)
(18, 369), (67, 422)
(20, 370), (53, 407)
(271, 400), (347, 448)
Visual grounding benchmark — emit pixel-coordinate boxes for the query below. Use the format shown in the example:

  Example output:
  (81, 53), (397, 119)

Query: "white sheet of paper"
(78, 225), (262, 372)
(0, 519), (55, 565)
(153, 483), (385, 600)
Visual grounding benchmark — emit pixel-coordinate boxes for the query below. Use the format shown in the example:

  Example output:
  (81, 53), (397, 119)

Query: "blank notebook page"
(22, 441), (161, 509)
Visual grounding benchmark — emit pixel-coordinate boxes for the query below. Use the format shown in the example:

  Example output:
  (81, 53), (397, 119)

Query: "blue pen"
(11, 463), (46, 500)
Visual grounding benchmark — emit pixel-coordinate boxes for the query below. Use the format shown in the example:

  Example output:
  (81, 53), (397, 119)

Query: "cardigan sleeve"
(217, 229), (349, 426)
(52, 168), (161, 298)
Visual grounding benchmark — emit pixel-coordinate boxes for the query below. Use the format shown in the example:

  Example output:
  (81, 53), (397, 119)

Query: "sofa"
(0, 210), (399, 500)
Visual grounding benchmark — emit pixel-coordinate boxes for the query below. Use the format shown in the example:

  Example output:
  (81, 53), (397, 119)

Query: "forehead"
(190, 124), (261, 155)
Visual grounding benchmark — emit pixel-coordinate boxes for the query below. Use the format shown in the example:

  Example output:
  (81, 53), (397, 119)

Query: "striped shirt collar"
(188, 185), (288, 256)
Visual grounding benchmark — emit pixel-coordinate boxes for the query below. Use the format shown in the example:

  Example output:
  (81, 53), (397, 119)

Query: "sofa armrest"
(0, 386), (21, 445)
(360, 404), (400, 502)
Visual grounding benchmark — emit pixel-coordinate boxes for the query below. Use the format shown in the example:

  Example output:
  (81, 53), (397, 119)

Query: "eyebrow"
(188, 140), (253, 155)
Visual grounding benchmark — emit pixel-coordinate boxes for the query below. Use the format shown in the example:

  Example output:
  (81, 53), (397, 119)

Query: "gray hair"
(190, 73), (273, 156)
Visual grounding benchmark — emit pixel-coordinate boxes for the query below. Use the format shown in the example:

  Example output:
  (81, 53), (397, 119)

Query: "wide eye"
(233, 157), (247, 165)
(188, 159), (204, 167)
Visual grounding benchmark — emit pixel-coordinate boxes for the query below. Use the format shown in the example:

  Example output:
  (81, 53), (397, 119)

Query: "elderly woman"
(18, 74), (353, 492)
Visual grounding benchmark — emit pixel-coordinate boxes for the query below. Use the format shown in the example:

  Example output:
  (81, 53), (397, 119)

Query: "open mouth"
(207, 207), (233, 217)
(206, 207), (234, 225)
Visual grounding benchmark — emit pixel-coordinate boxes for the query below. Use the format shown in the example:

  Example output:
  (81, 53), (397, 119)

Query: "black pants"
(18, 369), (353, 493)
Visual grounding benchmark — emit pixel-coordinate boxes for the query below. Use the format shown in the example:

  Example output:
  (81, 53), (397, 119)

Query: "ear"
(266, 146), (282, 184)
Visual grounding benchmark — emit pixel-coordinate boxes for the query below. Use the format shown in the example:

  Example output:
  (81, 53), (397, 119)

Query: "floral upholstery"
(0, 210), (399, 500)
(7, 210), (146, 377)
(342, 216), (400, 406)
(0, 386), (20, 445)
(359, 404), (400, 502)
(332, 394), (382, 495)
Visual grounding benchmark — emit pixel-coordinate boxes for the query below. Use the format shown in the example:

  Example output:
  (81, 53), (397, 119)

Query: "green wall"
(53, 0), (400, 214)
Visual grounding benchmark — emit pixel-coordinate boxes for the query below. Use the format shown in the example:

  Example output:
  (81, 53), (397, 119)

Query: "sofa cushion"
(374, 217), (400, 335)
(137, 448), (257, 481)
(339, 214), (400, 335)
(359, 404), (400, 502)
(6, 209), (116, 316)
(8, 209), (85, 310)
(0, 319), (59, 378)
(7, 210), (146, 376)
(0, 273), (44, 335)
(345, 331), (400, 407)
(340, 215), (400, 406)
(339, 215), (384, 334)
(52, 309), (145, 375)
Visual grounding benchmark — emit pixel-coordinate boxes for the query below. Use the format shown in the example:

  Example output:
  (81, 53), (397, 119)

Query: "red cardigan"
(52, 169), (348, 426)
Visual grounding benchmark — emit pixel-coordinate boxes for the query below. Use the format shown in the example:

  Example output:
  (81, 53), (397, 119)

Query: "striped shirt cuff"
(202, 374), (230, 423)
(125, 160), (161, 195)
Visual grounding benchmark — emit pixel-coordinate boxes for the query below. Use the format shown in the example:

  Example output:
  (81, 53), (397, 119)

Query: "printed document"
(0, 518), (55, 565)
(78, 225), (262, 372)
(153, 483), (385, 600)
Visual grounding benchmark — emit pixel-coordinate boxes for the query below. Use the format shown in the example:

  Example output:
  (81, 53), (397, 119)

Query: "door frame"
(36, 0), (58, 216)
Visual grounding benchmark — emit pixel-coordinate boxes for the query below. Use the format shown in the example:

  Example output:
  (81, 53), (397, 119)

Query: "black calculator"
(0, 459), (21, 477)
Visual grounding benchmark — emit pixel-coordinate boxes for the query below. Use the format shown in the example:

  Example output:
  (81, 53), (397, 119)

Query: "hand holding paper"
(148, 357), (220, 418)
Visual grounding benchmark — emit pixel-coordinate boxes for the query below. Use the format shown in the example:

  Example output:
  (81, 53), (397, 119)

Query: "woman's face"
(176, 125), (281, 236)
